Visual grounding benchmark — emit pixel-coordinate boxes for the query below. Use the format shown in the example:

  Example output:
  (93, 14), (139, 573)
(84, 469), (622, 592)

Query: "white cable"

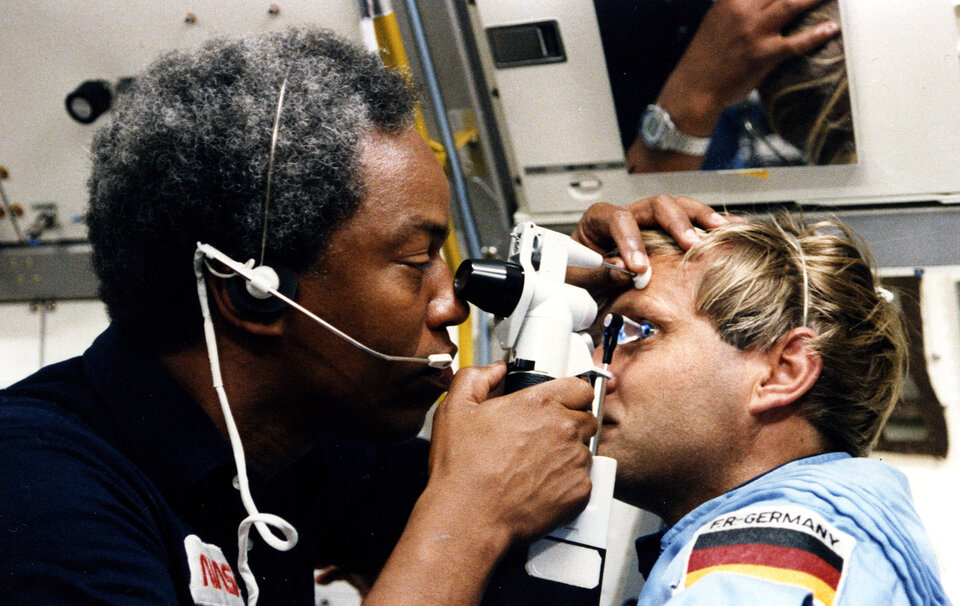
(780, 229), (810, 327)
(796, 249), (809, 327)
(196, 242), (452, 368)
(193, 249), (299, 606)
(795, 246), (810, 327)
(588, 367), (609, 456)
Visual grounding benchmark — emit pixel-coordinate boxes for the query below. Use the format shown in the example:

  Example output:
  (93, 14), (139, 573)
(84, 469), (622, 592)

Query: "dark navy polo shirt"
(0, 326), (429, 605)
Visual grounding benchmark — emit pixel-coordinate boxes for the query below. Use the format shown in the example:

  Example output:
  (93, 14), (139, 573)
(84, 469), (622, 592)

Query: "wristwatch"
(639, 103), (711, 156)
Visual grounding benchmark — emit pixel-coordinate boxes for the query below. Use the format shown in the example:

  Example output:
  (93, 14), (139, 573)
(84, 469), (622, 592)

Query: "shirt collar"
(82, 325), (236, 503)
(635, 528), (668, 579)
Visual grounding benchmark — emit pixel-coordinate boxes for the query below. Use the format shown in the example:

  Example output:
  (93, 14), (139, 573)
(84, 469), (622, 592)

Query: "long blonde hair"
(758, 0), (855, 165)
(642, 214), (906, 456)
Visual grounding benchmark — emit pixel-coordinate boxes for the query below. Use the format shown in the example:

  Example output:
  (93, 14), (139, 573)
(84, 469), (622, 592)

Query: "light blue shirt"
(635, 453), (950, 605)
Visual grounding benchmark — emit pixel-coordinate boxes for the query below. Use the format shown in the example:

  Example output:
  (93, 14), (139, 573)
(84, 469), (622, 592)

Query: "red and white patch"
(184, 534), (245, 606)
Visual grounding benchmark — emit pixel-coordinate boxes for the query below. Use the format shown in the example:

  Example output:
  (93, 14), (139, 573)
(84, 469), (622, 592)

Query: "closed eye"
(401, 251), (438, 273)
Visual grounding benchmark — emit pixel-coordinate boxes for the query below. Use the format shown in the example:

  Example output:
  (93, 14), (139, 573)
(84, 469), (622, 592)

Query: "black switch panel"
(486, 20), (566, 68)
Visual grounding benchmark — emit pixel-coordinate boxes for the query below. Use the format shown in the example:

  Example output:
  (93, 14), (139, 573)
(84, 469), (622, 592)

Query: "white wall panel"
(0, 0), (363, 243)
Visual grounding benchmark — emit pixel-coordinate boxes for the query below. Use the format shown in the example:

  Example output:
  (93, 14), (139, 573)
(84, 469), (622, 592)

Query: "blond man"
(589, 215), (949, 605)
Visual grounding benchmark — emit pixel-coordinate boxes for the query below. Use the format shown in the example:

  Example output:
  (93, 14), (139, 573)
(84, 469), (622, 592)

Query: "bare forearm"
(625, 0), (840, 174)
(360, 367), (596, 605)
(625, 140), (704, 173)
(363, 485), (511, 606)
(656, 73), (727, 139)
(624, 77), (722, 174)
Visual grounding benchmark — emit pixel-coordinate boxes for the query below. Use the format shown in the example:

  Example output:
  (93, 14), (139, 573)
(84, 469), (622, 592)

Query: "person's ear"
(749, 327), (822, 415)
(206, 273), (290, 337)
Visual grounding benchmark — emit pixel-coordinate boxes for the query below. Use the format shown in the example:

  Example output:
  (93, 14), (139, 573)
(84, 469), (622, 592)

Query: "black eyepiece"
(454, 259), (525, 317)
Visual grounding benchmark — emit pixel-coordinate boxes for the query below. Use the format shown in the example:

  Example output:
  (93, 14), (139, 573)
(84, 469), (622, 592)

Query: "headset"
(197, 242), (454, 368)
(194, 246), (452, 606)
(191, 78), (453, 606)
(205, 75), (452, 369)
(223, 261), (299, 320)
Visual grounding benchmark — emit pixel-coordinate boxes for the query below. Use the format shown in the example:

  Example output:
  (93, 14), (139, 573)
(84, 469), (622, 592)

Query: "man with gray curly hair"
(592, 215), (948, 604)
(0, 25), (726, 606)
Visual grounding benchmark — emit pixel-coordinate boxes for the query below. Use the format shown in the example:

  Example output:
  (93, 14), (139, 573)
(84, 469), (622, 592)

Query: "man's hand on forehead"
(568, 195), (739, 295)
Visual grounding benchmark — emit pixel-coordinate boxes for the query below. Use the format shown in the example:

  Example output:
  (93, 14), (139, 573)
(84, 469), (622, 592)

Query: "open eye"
(618, 317), (658, 345)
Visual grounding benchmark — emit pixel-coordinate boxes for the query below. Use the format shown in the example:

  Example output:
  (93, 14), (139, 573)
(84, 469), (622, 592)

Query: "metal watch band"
(640, 103), (711, 156)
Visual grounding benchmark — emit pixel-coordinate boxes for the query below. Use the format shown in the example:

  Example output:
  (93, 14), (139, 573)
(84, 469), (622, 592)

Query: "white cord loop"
(193, 248), (299, 606)
(237, 513), (298, 606)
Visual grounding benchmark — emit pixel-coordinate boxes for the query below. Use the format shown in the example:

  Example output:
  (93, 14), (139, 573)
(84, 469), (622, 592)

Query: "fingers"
(518, 377), (598, 443)
(607, 208), (649, 274)
(446, 362), (507, 405)
(765, 0), (830, 26)
(570, 202), (619, 253)
(572, 196), (738, 287)
(639, 196), (746, 258)
(641, 195), (715, 252)
(424, 374), (598, 544)
(764, 0), (840, 58)
(527, 376), (595, 412)
(570, 202), (648, 284)
(486, 376), (598, 444)
(574, 410), (600, 445)
(578, 196), (729, 248)
(783, 19), (839, 56)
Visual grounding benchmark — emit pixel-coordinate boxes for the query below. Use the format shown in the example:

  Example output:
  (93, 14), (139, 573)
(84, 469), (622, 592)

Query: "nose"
(592, 343), (618, 391)
(592, 343), (603, 366)
(604, 367), (618, 391)
(427, 260), (470, 329)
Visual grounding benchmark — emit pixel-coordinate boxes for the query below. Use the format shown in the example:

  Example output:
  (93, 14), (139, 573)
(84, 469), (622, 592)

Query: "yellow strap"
(372, 10), (474, 368)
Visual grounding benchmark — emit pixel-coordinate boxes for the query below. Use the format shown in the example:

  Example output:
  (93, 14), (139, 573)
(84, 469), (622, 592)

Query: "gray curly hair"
(86, 26), (417, 352)
(642, 214), (906, 457)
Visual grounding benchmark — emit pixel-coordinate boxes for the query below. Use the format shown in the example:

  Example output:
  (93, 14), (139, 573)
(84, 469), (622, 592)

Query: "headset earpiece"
(244, 265), (281, 298)
(224, 264), (298, 320)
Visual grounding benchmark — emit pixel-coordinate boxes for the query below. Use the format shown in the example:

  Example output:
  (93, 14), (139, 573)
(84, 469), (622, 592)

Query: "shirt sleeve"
(660, 502), (918, 606)
(0, 410), (182, 605)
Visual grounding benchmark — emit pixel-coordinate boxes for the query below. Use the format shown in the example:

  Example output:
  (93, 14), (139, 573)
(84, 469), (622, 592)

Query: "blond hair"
(758, 0), (855, 165)
(642, 215), (906, 456)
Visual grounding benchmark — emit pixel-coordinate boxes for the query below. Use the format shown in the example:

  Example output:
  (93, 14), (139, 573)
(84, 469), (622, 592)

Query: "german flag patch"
(681, 505), (855, 606)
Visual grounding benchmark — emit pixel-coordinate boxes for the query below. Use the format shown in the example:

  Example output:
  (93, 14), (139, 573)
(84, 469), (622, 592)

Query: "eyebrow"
(613, 292), (676, 326)
(394, 216), (449, 245)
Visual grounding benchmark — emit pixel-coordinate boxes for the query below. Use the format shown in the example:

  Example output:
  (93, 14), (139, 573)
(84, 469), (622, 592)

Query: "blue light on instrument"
(617, 315), (657, 344)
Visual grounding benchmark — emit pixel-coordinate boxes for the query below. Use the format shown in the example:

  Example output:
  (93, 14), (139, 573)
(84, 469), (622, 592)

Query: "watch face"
(641, 107), (663, 146)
